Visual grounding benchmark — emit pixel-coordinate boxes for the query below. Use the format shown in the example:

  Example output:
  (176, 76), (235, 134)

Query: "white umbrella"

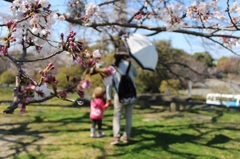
(126, 33), (158, 71)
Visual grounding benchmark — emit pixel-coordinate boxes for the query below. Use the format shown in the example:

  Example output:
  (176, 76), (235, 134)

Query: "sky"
(0, 0), (239, 60)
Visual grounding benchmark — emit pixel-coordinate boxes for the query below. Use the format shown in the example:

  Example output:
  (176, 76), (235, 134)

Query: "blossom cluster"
(60, 30), (104, 73)
(1, 1), (116, 114)
(80, 2), (100, 24)
(0, 21), (17, 55)
(83, 1), (240, 47)
(8, 0), (66, 46)
(84, 3), (100, 19)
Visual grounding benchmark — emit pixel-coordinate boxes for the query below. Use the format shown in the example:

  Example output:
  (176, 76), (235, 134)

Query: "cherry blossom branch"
(164, 61), (205, 76)
(15, 49), (65, 62)
(98, 0), (121, 6)
(102, 28), (120, 48)
(27, 29), (60, 48)
(127, 3), (145, 23)
(206, 37), (240, 56)
(226, 0), (239, 30)
(65, 19), (240, 37)
(0, 16), (30, 27)
(146, 31), (162, 36)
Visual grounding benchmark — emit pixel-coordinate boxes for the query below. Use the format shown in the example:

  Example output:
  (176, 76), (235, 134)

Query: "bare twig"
(16, 49), (65, 62)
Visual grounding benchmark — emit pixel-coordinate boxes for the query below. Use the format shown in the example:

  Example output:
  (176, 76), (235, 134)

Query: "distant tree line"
(2, 39), (238, 95)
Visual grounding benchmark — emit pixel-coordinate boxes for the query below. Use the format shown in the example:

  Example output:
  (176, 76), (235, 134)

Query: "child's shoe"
(90, 133), (96, 138)
(97, 131), (105, 138)
(90, 128), (96, 138)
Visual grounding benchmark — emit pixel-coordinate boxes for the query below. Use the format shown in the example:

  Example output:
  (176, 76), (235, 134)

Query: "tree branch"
(3, 0), (13, 3)
(226, 0), (239, 30)
(206, 37), (240, 56)
(16, 49), (65, 62)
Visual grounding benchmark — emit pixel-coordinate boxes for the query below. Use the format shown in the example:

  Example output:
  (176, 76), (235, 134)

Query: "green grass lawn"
(1, 87), (240, 159)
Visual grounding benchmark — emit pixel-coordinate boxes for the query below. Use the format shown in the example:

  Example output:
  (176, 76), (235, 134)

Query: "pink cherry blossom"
(85, 3), (100, 16)
(25, 85), (36, 91)
(78, 79), (91, 89)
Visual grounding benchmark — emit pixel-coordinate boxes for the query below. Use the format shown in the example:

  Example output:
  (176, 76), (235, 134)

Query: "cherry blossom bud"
(87, 59), (95, 67)
(46, 63), (54, 70)
(20, 106), (26, 114)
(39, 70), (44, 75)
(35, 45), (43, 52)
(71, 77), (78, 83)
(60, 33), (64, 40)
(50, 66), (55, 70)
(103, 66), (115, 75)
(18, 102), (23, 108)
(19, 86), (25, 93)
(25, 85), (36, 91)
(58, 90), (67, 99)
(134, 14), (142, 20)
(0, 46), (8, 55)
(47, 62), (53, 67)
(77, 79), (90, 90)
(80, 79), (91, 89)
(77, 83), (82, 90)
(26, 97), (32, 102)
(66, 75), (70, 82)
(54, 80), (59, 84)
(77, 90), (84, 98)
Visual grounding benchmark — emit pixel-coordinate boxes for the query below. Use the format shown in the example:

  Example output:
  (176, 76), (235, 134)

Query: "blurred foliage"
(134, 40), (189, 93)
(86, 73), (105, 98)
(210, 84), (232, 94)
(216, 56), (240, 75)
(56, 64), (85, 88)
(193, 51), (214, 67)
(160, 79), (182, 95)
(0, 71), (15, 84)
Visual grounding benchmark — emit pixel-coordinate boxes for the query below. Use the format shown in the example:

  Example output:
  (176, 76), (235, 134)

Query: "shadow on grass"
(1, 105), (240, 159)
(127, 126), (235, 159)
(126, 109), (239, 159)
(98, 107), (240, 159)
(0, 109), (112, 158)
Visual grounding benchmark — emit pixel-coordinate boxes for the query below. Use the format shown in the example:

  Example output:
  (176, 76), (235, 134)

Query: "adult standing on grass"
(105, 47), (138, 145)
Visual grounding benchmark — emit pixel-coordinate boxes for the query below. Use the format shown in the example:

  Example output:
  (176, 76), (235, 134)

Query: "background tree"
(134, 40), (207, 93)
(58, 0), (240, 56)
(193, 52), (214, 68)
(0, 71), (15, 85)
(3, 1), (240, 55)
(216, 56), (240, 78)
(2, 0), (240, 113)
(56, 65), (85, 89)
(0, 0), (113, 114)
(160, 79), (182, 95)
(0, 57), (12, 74)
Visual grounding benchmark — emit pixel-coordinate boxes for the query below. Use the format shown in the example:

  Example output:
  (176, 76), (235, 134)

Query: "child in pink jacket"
(90, 87), (108, 138)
